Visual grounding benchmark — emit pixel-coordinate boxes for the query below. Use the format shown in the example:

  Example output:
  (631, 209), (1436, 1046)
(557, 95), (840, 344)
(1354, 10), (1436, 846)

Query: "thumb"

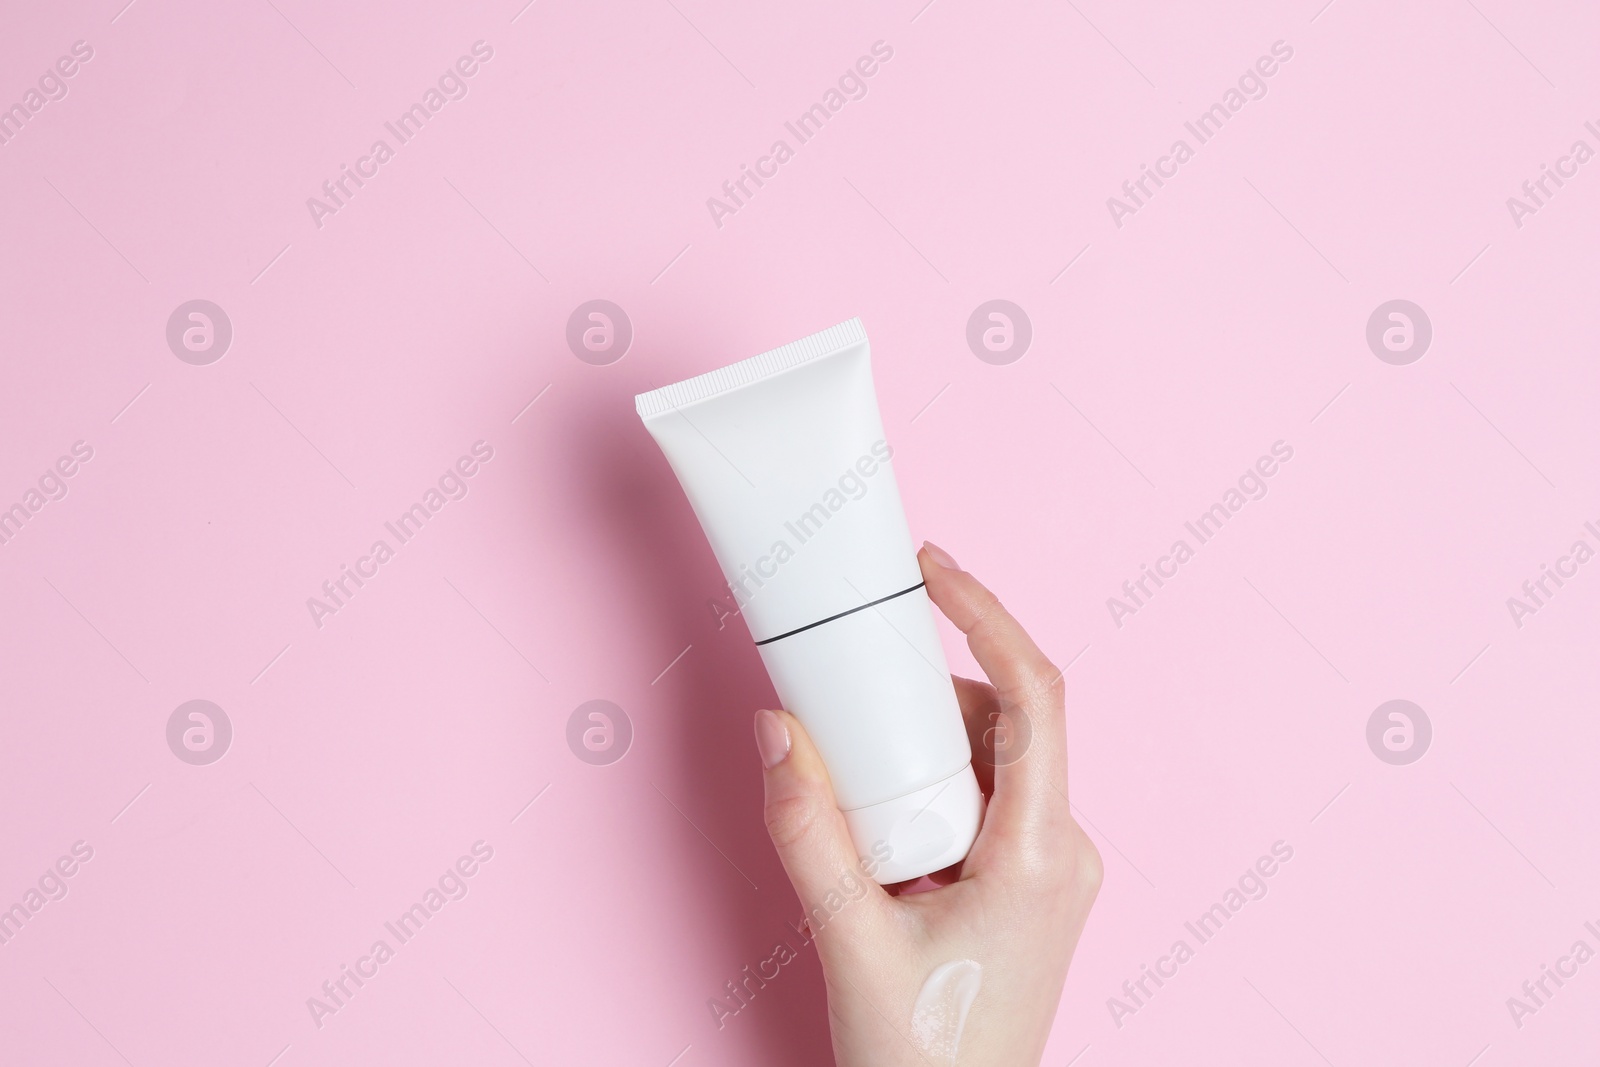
(754, 709), (887, 937)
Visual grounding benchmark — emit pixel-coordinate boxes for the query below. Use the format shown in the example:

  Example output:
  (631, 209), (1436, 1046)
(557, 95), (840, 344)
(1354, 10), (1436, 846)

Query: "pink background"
(3, 0), (1598, 1064)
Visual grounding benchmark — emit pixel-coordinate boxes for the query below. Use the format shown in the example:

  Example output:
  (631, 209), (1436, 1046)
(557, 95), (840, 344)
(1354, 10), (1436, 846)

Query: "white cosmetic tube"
(635, 319), (983, 884)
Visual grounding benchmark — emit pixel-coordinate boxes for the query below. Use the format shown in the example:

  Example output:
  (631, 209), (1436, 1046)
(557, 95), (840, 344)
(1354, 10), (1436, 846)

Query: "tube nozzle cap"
(843, 764), (984, 885)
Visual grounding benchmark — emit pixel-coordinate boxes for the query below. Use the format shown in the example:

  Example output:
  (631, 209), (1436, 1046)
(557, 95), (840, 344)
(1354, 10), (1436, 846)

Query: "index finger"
(918, 542), (1072, 838)
(919, 543), (1061, 703)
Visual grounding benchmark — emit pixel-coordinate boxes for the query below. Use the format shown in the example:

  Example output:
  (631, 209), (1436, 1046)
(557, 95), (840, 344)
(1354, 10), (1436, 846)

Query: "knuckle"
(1009, 845), (1068, 893)
(1012, 815), (1103, 900)
(1039, 659), (1064, 695)
(1022, 641), (1064, 692)
(764, 793), (824, 849)
(968, 592), (1009, 637)
(1072, 831), (1105, 896)
(1021, 668), (1064, 711)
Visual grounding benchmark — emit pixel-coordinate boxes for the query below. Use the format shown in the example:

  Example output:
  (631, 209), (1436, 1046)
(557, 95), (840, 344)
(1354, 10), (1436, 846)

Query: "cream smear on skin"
(911, 960), (982, 1064)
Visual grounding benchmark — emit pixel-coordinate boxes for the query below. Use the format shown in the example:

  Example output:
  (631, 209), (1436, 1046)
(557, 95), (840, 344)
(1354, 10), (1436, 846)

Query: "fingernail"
(753, 709), (791, 769)
(922, 541), (960, 570)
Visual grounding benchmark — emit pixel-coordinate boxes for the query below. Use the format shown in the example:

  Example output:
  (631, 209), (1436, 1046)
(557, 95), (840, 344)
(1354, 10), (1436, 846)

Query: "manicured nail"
(922, 541), (960, 570)
(754, 709), (791, 769)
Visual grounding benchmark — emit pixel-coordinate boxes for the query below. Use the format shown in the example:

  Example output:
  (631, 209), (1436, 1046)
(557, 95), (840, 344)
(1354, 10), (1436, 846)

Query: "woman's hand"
(753, 542), (1102, 1066)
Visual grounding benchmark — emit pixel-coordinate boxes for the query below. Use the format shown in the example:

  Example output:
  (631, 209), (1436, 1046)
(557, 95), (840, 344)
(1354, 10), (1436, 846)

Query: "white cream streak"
(911, 959), (982, 1065)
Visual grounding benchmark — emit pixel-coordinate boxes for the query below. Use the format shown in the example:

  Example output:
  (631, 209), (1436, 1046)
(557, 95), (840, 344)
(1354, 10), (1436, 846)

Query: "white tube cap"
(844, 764), (985, 885)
